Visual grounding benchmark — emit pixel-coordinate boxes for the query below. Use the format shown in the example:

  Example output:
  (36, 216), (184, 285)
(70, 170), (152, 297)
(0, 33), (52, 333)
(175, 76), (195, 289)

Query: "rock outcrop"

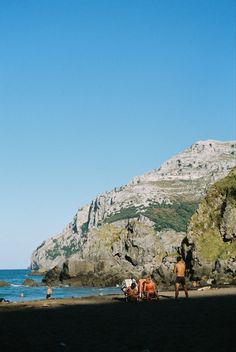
(31, 140), (236, 287)
(182, 167), (236, 285)
(43, 220), (185, 288)
(22, 278), (43, 287)
(0, 281), (10, 287)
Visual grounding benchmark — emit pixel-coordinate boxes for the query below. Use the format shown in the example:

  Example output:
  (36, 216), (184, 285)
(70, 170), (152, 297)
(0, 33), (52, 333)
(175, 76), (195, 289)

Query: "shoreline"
(1, 286), (235, 311)
(0, 286), (235, 351)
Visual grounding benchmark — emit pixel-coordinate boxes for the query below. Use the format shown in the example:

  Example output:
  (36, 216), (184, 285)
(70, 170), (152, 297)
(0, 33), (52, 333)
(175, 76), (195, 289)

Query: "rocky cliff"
(31, 140), (236, 287)
(182, 166), (236, 285)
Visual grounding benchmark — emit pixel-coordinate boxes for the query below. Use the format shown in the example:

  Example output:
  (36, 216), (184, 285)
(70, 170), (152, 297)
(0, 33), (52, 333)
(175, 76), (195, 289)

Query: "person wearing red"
(143, 278), (159, 300)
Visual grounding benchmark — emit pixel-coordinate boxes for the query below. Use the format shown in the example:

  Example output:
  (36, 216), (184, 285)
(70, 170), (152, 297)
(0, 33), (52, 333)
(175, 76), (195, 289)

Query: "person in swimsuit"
(143, 278), (159, 300)
(173, 256), (189, 299)
(46, 285), (52, 299)
(137, 278), (146, 300)
(126, 282), (138, 302)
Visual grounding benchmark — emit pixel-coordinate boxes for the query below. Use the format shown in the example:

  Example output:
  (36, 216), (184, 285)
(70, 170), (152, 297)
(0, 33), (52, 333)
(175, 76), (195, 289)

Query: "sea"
(0, 269), (121, 302)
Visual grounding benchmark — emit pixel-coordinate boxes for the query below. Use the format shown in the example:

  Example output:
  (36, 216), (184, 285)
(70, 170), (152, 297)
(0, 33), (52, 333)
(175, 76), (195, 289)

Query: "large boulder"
(43, 220), (187, 288)
(22, 278), (42, 287)
(43, 266), (62, 286)
(0, 281), (10, 287)
(62, 259), (95, 278)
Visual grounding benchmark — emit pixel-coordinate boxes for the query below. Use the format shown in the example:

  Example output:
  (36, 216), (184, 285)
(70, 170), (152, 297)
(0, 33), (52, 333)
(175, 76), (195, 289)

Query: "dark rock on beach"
(42, 265), (62, 286)
(22, 279), (43, 287)
(29, 270), (47, 276)
(0, 281), (10, 287)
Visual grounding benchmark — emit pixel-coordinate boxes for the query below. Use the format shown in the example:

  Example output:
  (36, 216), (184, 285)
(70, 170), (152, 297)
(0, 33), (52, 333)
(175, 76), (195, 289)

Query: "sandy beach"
(0, 287), (235, 352)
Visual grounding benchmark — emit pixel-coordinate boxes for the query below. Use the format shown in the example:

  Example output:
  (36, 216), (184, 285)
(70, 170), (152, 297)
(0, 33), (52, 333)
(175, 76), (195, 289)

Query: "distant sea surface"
(0, 269), (121, 302)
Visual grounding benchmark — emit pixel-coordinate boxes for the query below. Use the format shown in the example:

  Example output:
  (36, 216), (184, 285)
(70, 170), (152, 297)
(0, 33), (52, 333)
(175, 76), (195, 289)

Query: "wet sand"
(0, 287), (235, 352)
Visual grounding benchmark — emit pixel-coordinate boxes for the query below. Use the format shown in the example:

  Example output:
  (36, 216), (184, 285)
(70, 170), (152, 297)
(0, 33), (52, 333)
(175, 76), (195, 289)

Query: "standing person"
(46, 285), (52, 299)
(137, 278), (146, 300)
(173, 256), (189, 299)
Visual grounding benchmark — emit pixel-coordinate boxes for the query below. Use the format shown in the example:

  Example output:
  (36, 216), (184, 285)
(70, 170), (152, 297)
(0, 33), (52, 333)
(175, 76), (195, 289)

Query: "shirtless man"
(46, 286), (52, 299)
(173, 256), (189, 299)
(126, 282), (138, 302)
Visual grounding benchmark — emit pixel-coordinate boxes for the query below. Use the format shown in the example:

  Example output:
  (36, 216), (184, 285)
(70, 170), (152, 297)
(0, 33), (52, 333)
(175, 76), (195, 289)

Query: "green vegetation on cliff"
(92, 223), (127, 246)
(45, 237), (79, 260)
(104, 206), (140, 223)
(104, 202), (198, 233)
(194, 230), (236, 262)
(189, 167), (236, 263)
(145, 202), (198, 232)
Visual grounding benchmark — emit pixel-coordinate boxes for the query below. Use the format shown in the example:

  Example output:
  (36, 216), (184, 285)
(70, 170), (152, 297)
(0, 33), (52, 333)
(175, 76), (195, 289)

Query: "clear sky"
(0, 0), (235, 269)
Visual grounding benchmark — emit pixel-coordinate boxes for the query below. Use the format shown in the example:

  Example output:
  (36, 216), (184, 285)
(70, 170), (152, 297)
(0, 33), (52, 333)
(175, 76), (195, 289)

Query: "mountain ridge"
(31, 140), (236, 285)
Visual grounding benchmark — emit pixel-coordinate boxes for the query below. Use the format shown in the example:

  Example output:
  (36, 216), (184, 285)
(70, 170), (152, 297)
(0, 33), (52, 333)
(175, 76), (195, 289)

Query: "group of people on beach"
(1, 257), (189, 304)
(45, 256), (189, 302)
(122, 277), (159, 302)
(122, 256), (189, 302)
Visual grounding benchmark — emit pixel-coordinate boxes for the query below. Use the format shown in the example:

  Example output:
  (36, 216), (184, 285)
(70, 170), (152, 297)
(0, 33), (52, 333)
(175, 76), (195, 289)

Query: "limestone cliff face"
(62, 221), (166, 286)
(31, 140), (236, 286)
(182, 167), (236, 285)
(87, 140), (236, 229)
(43, 221), (186, 287)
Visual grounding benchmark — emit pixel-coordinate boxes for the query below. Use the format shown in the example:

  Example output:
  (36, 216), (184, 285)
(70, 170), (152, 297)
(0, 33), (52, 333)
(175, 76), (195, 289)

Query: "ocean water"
(0, 269), (121, 302)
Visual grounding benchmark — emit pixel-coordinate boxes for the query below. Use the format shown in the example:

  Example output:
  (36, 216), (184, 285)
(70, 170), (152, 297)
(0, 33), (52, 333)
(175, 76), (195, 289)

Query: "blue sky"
(0, 0), (235, 268)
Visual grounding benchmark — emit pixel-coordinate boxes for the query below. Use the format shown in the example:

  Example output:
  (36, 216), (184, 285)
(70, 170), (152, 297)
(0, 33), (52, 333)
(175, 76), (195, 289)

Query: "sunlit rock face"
(182, 167), (236, 286)
(31, 140), (236, 287)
